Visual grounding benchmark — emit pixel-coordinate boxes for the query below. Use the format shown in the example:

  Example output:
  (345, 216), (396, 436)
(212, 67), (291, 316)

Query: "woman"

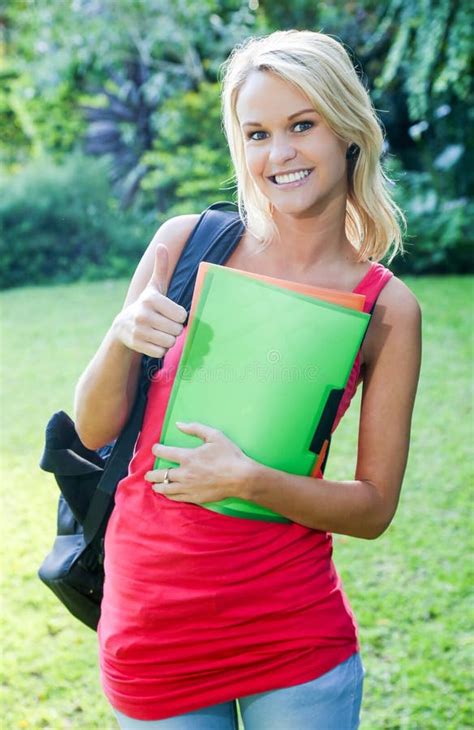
(75, 30), (421, 729)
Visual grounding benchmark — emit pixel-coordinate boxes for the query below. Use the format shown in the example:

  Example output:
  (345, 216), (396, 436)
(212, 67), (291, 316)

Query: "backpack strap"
(167, 202), (243, 317)
(82, 203), (244, 545)
(364, 263), (393, 315)
(141, 202), (243, 389)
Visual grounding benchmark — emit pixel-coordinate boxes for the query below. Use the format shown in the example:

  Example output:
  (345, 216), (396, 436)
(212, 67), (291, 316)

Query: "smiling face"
(235, 70), (349, 219)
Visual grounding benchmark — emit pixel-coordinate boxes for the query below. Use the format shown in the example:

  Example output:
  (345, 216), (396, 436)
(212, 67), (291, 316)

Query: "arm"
(74, 214), (200, 450)
(241, 278), (422, 539)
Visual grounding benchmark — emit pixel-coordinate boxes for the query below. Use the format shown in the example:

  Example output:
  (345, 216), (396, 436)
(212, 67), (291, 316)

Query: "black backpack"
(38, 202), (245, 631)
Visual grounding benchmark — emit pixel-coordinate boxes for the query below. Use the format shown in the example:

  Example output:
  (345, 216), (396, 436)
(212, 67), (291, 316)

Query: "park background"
(0, 1), (472, 728)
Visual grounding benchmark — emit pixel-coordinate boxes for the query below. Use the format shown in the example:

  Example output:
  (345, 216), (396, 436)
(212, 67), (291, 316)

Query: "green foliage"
(1, 276), (472, 727)
(1, 2), (88, 165)
(23, 80), (86, 159)
(2, 0), (259, 204)
(390, 172), (473, 274)
(374, 0), (473, 120)
(142, 81), (235, 216)
(0, 155), (154, 289)
(0, 67), (31, 165)
(1, 0), (472, 281)
(384, 158), (473, 274)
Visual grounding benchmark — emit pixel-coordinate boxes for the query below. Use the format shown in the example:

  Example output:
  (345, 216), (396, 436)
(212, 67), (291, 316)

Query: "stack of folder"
(154, 263), (369, 523)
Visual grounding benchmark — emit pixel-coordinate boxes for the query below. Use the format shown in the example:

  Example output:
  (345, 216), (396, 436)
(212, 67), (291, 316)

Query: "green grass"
(1, 276), (473, 729)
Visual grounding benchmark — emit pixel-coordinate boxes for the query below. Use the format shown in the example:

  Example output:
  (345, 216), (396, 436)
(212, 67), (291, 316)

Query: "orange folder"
(190, 263), (365, 321)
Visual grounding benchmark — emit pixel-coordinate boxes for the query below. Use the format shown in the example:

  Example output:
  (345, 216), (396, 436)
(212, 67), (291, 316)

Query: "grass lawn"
(1, 275), (473, 729)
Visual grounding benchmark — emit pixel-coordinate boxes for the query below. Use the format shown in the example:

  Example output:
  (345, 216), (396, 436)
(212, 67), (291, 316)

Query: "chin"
(271, 199), (321, 217)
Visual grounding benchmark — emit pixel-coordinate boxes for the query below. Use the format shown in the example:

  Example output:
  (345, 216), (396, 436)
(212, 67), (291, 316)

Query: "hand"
(114, 244), (187, 358)
(144, 421), (253, 504)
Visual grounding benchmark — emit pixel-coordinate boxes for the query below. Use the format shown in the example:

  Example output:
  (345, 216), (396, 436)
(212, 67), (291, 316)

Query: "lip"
(267, 168), (314, 189)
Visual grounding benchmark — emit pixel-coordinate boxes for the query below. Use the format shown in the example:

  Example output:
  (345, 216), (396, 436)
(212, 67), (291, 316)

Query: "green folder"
(154, 264), (370, 522)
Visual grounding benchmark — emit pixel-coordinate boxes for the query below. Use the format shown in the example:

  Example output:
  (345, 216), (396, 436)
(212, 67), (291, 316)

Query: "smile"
(268, 168), (314, 188)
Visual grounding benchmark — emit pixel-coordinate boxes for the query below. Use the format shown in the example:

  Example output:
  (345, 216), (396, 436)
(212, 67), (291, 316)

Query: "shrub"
(384, 162), (473, 275)
(0, 154), (155, 289)
(141, 82), (234, 217)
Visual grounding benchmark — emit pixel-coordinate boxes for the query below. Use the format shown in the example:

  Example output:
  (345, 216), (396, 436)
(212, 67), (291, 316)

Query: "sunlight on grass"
(1, 276), (472, 729)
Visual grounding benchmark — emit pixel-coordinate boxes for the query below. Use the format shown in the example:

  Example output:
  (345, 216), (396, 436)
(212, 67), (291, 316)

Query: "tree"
(1, 0), (261, 205)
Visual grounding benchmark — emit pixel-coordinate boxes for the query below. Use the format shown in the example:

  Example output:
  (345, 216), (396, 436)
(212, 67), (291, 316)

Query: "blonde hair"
(220, 30), (405, 263)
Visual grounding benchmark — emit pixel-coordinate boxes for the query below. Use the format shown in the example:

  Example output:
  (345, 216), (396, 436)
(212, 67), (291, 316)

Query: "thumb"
(151, 243), (169, 295)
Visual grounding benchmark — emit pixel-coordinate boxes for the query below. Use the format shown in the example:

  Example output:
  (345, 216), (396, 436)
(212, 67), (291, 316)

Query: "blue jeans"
(113, 652), (364, 729)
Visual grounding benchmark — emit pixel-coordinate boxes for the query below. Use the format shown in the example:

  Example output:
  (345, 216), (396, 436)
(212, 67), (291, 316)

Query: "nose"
(268, 133), (297, 167)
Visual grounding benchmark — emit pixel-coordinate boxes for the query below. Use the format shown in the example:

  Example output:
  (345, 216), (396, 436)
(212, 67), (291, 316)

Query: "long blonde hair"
(220, 30), (405, 263)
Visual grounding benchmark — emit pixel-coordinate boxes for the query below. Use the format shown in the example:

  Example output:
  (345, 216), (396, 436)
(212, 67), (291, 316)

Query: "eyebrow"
(241, 108), (317, 128)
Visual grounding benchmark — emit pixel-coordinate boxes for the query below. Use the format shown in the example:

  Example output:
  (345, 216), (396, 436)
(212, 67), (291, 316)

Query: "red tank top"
(98, 262), (393, 721)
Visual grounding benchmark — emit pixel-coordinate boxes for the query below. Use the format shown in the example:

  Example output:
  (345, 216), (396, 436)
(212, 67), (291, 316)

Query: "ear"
(346, 144), (360, 160)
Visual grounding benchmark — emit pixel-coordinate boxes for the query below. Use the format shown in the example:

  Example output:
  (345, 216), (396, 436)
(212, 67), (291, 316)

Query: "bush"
(141, 82), (234, 217)
(2, 152), (470, 289)
(385, 163), (473, 275)
(0, 154), (155, 289)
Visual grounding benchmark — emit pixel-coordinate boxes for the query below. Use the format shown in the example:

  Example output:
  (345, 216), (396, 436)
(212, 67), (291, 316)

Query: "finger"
(151, 482), (184, 496)
(149, 246), (187, 325)
(147, 310), (184, 338)
(147, 283), (187, 327)
(140, 342), (168, 359)
(145, 465), (182, 483)
(144, 467), (183, 486)
(152, 442), (191, 462)
(175, 421), (220, 443)
(143, 329), (177, 351)
(138, 332), (176, 358)
(150, 244), (169, 296)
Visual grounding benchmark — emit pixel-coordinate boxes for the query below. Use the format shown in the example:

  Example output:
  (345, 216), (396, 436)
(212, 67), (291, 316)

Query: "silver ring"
(163, 468), (171, 485)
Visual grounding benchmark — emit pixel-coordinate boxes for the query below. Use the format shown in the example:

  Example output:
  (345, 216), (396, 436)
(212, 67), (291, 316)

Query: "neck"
(268, 198), (354, 275)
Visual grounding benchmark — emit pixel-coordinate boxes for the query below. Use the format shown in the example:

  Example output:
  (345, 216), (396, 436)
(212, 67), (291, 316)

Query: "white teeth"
(274, 169), (311, 185)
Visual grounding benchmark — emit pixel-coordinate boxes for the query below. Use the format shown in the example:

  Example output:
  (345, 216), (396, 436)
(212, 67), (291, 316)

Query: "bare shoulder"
(154, 213), (202, 244)
(364, 275), (422, 365)
(151, 213), (201, 278)
(122, 214), (201, 307)
(377, 275), (422, 323)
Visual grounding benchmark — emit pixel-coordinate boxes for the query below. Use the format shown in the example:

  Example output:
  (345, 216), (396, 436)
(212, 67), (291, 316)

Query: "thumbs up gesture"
(114, 243), (188, 358)
(151, 243), (171, 296)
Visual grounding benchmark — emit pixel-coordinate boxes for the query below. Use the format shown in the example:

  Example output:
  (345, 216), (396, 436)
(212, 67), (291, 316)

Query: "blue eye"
(293, 120), (313, 132)
(247, 130), (268, 141)
(245, 120), (314, 141)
